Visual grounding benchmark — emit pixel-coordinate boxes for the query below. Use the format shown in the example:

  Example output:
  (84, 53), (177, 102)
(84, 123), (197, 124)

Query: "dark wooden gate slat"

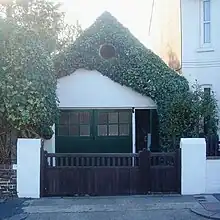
(117, 157), (121, 166)
(81, 157), (85, 166)
(71, 157), (74, 166)
(76, 157), (79, 166)
(107, 157), (110, 166)
(65, 157), (69, 166)
(49, 156), (53, 167)
(101, 157), (105, 166)
(91, 157), (95, 166)
(97, 157), (100, 166)
(41, 150), (181, 197)
(112, 157), (116, 166)
(60, 157), (64, 166)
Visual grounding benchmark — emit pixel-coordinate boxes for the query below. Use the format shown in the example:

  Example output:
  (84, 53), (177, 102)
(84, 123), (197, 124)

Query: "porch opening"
(135, 109), (159, 152)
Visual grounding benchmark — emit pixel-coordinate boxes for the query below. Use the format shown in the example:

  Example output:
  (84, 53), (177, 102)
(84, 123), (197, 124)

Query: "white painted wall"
(206, 159), (220, 193)
(45, 69), (157, 153)
(181, 137), (220, 195)
(181, 0), (220, 124)
(57, 69), (157, 109)
(132, 109), (136, 154)
(17, 139), (41, 198)
(180, 138), (206, 195)
(181, 0), (220, 61)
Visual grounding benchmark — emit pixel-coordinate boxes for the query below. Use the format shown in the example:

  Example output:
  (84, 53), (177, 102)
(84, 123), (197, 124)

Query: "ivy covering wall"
(54, 12), (218, 149)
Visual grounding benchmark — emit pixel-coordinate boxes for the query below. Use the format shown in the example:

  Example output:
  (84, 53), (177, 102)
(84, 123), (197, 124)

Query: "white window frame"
(200, 0), (211, 47)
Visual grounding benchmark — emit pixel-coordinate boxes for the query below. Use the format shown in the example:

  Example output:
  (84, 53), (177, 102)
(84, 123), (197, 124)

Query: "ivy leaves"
(54, 12), (218, 149)
(0, 0), (81, 139)
(0, 20), (58, 135)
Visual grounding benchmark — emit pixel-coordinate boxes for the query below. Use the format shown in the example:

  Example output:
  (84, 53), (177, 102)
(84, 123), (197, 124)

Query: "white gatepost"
(17, 138), (41, 198)
(180, 138), (206, 195)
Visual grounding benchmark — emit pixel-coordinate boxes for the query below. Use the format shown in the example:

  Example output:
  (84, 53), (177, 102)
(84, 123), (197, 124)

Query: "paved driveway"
(0, 195), (206, 220)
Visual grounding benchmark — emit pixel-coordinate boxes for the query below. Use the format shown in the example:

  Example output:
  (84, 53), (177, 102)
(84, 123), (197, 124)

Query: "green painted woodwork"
(55, 109), (132, 153)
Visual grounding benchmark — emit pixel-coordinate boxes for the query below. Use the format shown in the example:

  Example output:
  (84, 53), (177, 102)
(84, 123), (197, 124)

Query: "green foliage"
(0, 0), (82, 141)
(163, 82), (218, 150)
(54, 12), (218, 149)
(0, 20), (58, 135)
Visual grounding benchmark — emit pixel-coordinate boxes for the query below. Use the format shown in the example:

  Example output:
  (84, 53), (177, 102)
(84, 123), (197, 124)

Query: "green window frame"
(96, 110), (131, 137)
(56, 110), (92, 137)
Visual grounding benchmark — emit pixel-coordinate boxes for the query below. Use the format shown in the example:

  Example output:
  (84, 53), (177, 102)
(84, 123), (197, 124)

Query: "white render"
(148, 0), (220, 132)
(181, 137), (220, 195)
(17, 139), (41, 198)
(181, 0), (220, 110)
(57, 69), (156, 109)
(44, 68), (156, 153)
(132, 109), (136, 155)
(206, 159), (220, 193)
(180, 138), (206, 195)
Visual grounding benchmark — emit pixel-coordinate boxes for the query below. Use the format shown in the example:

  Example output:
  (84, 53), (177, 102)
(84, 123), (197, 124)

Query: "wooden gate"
(40, 149), (181, 197)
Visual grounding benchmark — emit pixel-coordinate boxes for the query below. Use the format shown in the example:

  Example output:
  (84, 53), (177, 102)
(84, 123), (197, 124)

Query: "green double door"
(55, 109), (132, 153)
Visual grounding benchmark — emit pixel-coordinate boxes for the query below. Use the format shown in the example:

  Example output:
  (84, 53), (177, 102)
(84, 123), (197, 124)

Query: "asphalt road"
(17, 209), (206, 220)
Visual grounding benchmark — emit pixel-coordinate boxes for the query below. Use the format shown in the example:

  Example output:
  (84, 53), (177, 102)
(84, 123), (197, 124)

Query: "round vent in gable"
(99, 44), (116, 59)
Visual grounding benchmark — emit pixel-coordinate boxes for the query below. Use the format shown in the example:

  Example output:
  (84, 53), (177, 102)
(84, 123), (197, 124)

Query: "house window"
(97, 111), (130, 137)
(57, 111), (91, 137)
(201, 0), (211, 44)
(204, 87), (211, 96)
(200, 84), (212, 95)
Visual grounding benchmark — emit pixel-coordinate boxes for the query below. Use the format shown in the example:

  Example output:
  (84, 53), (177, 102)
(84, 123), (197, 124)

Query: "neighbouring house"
(44, 11), (188, 154)
(148, 0), (220, 134)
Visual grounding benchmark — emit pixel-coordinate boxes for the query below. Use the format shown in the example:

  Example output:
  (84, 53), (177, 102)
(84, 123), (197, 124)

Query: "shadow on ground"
(0, 198), (27, 219)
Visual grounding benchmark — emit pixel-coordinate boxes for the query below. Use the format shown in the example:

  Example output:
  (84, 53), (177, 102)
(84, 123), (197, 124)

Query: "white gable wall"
(44, 69), (156, 153)
(57, 69), (156, 109)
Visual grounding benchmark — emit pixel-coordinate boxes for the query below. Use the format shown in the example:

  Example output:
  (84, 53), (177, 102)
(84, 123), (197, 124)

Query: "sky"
(54, 0), (153, 48)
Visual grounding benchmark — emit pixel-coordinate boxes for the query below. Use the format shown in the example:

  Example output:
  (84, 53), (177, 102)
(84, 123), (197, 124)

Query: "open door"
(135, 109), (159, 152)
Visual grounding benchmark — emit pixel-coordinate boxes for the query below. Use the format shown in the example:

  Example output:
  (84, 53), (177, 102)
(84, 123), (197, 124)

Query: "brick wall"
(0, 165), (17, 198)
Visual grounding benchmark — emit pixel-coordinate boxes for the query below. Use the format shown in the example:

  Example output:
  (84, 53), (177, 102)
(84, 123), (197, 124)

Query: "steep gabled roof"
(55, 11), (187, 96)
(54, 11), (189, 148)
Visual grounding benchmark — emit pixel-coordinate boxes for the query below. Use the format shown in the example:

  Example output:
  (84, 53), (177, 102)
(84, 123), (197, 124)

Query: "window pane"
(203, 0), (210, 21)
(59, 112), (69, 125)
(58, 126), (69, 136)
(119, 124), (129, 136)
(98, 112), (108, 124)
(98, 125), (107, 136)
(108, 112), (118, 123)
(109, 125), (118, 136)
(204, 87), (211, 96)
(69, 125), (79, 136)
(80, 125), (90, 136)
(119, 112), (130, 123)
(79, 112), (90, 124)
(204, 23), (211, 43)
(69, 112), (78, 124)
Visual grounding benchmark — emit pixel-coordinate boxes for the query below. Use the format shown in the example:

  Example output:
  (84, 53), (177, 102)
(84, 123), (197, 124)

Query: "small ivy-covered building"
(44, 11), (189, 154)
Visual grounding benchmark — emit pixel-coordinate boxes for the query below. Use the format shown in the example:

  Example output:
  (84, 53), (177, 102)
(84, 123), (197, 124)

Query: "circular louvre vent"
(99, 44), (116, 59)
